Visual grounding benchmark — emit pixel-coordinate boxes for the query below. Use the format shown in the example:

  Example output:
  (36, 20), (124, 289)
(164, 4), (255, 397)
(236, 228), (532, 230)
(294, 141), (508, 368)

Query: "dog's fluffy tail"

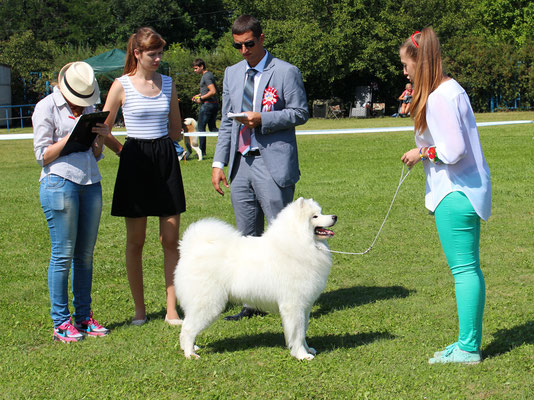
(176, 218), (240, 276)
(180, 218), (238, 249)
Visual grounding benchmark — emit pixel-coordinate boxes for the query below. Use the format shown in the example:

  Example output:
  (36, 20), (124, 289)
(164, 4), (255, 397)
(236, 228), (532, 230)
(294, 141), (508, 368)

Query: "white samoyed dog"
(174, 198), (337, 360)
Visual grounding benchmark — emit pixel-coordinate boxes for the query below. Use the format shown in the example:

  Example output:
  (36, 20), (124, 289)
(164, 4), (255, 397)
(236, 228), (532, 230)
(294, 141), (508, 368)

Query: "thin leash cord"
(325, 164), (411, 255)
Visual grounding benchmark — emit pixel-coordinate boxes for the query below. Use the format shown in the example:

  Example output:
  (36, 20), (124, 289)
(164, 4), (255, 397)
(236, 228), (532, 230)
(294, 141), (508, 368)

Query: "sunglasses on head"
(232, 40), (256, 50)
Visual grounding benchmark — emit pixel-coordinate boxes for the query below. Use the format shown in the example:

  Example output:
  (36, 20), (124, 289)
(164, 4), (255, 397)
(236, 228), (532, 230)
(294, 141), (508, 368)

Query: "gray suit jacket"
(213, 53), (309, 187)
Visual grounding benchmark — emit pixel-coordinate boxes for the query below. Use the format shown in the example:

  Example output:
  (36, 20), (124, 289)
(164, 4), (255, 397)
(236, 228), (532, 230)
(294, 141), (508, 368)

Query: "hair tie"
(411, 31), (420, 48)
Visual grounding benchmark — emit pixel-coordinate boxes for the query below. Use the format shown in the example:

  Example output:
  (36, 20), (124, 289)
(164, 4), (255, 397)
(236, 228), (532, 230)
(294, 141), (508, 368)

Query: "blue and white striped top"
(117, 74), (172, 139)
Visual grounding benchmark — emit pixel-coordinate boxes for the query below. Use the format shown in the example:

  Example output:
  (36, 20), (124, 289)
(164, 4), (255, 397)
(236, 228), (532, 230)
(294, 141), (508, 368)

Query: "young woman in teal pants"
(399, 28), (492, 364)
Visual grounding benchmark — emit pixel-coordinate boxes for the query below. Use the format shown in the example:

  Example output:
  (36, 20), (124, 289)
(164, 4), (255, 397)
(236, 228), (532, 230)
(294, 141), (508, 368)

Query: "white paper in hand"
(227, 112), (247, 119)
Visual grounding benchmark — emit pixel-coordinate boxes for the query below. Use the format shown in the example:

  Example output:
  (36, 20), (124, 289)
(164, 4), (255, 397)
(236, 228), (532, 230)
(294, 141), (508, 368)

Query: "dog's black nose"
(332, 215), (337, 222)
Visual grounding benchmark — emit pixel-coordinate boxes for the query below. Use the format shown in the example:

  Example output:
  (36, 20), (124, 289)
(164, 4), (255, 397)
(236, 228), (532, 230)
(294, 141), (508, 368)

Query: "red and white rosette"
(262, 86), (279, 112)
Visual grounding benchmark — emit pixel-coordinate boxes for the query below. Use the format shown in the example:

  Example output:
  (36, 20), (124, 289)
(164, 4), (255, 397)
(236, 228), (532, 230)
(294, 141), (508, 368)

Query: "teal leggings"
(434, 191), (485, 352)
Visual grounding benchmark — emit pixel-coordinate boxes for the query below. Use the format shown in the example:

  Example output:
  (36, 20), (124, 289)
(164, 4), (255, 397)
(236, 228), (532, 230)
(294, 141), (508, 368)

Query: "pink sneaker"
(74, 311), (109, 337)
(53, 318), (84, 343)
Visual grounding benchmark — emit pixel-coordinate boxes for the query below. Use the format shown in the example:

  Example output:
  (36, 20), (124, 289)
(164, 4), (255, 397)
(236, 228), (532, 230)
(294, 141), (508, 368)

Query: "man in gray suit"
(212, 15), (309, 320)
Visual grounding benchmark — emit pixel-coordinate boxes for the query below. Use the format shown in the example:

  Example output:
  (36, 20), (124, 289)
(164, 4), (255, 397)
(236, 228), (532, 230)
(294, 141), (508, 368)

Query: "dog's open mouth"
(314, 227), (335, 238)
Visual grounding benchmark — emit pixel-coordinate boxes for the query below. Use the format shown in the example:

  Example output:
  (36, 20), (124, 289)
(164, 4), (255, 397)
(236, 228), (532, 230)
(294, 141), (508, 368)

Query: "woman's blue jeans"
(39, 174), (102, 327)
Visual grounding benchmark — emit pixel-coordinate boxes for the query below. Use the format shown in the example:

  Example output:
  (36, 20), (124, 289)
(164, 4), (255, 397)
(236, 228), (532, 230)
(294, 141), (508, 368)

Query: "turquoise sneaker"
(429, 342), (481, 365)
(433, 342), (458, 358)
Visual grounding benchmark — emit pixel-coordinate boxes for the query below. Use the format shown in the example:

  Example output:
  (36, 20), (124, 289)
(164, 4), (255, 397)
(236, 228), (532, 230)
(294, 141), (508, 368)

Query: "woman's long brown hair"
(124, 27), (167, 75)
(400, 27), (443, 134)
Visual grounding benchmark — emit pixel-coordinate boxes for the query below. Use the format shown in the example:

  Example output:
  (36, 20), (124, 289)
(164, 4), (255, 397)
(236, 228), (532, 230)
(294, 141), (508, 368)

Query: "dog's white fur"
(183, 117), (202, 160)
(174, 198), (336, 360)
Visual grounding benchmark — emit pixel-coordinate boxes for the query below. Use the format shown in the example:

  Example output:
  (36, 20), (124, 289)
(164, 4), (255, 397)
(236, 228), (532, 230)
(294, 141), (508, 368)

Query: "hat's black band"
(63, 76), (94, 99)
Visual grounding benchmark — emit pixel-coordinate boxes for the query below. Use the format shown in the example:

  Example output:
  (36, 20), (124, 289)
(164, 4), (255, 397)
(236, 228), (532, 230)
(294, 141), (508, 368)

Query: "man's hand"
(236, 111), (261, 129)
(212, 167), (229, 196)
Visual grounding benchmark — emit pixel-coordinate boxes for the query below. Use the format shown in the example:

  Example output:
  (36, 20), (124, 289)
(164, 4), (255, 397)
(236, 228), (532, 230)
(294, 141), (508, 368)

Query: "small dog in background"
(183, 118), (202, 161)
(174, 198), (337, 360)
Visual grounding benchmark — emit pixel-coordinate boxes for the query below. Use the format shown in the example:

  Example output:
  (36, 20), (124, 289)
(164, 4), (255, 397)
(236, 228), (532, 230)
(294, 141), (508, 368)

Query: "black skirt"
(111, 136), (186, 217)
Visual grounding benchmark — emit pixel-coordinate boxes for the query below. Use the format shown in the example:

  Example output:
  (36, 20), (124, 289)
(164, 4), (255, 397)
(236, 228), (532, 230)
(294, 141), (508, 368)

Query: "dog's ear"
(295, 197), (304, 207)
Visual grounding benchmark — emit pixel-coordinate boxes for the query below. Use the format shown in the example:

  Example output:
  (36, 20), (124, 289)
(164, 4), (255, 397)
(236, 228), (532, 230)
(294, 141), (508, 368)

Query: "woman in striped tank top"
(102, 27), (185, 327)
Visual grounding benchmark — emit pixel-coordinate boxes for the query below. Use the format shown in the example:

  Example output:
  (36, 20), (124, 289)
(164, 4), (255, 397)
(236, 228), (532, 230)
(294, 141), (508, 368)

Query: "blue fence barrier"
(0, 104), (36, 131)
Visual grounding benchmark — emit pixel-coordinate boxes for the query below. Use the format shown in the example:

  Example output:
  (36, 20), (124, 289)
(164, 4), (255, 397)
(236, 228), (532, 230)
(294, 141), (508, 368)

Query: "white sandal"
(165, 315), (183, 326)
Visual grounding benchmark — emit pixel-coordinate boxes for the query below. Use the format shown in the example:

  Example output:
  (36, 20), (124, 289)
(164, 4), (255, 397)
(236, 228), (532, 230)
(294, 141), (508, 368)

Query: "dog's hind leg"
(191, 145), (203, 161)
(184, 137), (193, 157)
(279, 304), (315, 360)
(179, 293), (227, 359)
(180, 313), (218, 359)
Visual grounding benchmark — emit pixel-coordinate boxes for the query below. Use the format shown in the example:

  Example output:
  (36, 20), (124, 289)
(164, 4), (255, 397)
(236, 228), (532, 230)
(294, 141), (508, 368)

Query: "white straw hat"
(57, 61), (100, 107)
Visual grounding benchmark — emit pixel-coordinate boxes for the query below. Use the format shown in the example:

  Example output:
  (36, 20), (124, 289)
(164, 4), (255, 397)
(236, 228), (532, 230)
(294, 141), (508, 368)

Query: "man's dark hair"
(192, 58), (206, 69)
(232, 15), (262, 38)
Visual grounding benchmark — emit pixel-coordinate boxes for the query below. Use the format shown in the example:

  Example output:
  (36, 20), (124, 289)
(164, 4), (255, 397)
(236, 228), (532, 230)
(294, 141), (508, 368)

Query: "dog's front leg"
(279, 304), (315, 360)
(303, 307), (316, 356)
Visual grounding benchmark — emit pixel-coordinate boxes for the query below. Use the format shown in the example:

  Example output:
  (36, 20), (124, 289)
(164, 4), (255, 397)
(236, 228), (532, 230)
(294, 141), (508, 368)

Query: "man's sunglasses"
(232, 40), (256, 50)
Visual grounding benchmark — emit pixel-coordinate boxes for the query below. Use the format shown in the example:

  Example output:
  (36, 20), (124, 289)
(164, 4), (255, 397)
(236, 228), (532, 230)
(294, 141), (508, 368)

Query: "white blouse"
(33, 86), (102, 184)
(415, 79), (492, 220)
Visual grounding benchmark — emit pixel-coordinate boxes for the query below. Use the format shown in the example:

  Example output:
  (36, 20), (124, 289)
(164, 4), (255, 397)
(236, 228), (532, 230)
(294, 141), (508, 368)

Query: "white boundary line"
(1, 120), (532, 141)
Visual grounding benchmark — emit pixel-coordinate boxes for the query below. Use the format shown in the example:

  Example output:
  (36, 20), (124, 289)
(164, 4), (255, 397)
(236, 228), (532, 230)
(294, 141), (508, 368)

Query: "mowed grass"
(0, 113), (533, 399)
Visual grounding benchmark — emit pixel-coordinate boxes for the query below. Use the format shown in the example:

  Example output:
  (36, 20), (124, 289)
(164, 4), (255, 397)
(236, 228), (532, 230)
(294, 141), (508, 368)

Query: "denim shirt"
(33, 87), (103, 185)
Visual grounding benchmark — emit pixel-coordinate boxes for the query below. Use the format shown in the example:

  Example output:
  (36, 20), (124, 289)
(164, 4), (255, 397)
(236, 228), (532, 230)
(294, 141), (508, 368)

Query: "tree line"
(1, 0), (533, 115)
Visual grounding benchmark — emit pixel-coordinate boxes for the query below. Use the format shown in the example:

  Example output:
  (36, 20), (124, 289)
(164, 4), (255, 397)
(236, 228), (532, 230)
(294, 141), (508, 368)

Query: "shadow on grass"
(313, 285), (414, 318)
(106, 285), (412, 330)
(105, 309), (169, 330)
(483, 320), (534, 358)
(208, 330), (395, 354)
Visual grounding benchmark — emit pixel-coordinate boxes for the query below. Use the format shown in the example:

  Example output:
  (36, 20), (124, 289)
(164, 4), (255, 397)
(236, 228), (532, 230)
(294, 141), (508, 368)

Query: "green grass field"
(0, 113), (533, 399)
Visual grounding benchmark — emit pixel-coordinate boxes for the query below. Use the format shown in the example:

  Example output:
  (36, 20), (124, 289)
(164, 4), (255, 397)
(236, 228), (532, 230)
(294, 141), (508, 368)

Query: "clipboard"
(59, 111), (110, 157)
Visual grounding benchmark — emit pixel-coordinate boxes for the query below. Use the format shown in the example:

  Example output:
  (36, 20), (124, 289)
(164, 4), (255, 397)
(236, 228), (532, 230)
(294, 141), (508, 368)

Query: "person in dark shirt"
(192, 58), (218, 157)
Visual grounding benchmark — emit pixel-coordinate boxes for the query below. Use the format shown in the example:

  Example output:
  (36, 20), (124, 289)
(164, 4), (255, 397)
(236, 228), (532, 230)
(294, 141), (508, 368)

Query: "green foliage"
(1, 115), (533, 398)
(0, 0), (111, 46)
(222, 0), (490, 104)
(474, 0), (534, 46)
(1, 0), (534, 111)
(0, 30), (116, 104)
(0, 0), (231, 49)
(0, 31), (56, 103)
(444, 34), (534, 111)
(165, 34), (241, 118)
(108, 0), (189, 45)
(517, 40), (534, 104)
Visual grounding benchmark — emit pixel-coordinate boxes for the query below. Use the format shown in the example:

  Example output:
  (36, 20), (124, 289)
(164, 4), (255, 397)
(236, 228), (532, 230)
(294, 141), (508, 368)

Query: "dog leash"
(323, 163), (412, 256)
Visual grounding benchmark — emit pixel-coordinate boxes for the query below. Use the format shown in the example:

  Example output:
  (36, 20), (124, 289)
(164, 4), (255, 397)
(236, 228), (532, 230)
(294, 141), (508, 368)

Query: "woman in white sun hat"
(33, 61), (111, 343)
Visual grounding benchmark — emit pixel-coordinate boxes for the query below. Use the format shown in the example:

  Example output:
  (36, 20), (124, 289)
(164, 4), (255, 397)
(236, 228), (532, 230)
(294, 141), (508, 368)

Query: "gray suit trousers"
(230, 152), (294, 236)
